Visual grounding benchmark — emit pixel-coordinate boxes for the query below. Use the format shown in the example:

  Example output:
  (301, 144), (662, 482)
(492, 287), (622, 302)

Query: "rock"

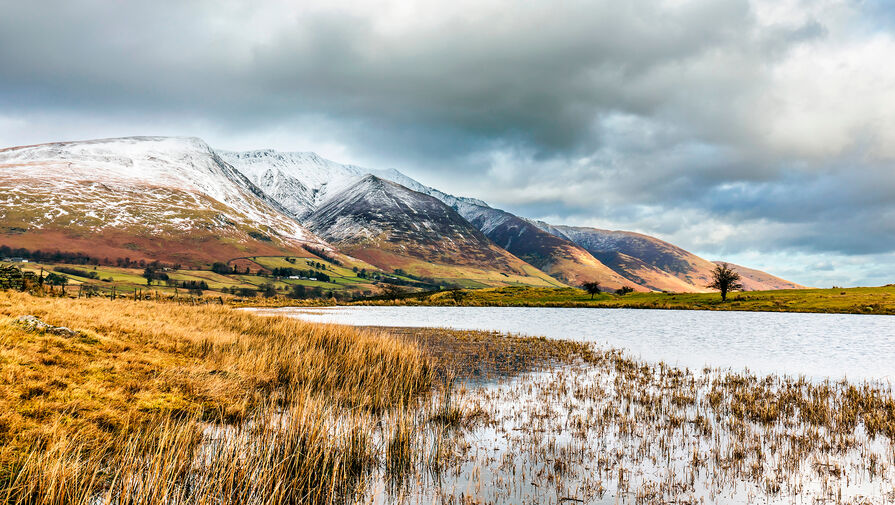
(13, 315), (79, 338)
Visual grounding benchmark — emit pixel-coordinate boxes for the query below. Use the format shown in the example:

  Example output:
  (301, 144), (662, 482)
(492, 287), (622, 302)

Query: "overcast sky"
(2, 0), (894, 287)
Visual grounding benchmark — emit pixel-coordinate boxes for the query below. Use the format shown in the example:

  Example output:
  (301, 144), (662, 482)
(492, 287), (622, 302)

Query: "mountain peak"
(0, 135), (330, 266)
(304, 174), (560, 286)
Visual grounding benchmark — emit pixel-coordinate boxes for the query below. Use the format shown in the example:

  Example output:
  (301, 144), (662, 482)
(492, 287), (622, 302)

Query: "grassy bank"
(351, 285), (895, 315)
(0, 291), (434, 504)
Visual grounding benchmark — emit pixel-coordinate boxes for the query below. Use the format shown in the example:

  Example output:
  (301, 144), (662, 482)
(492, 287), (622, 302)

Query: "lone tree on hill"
(708, 262), (743, 302)
(581, 281), (602, 299)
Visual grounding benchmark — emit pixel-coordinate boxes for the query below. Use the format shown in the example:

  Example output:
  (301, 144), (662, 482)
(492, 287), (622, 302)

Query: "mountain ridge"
(305, 174), (563, 287)
(221, 148), (646, 290)
(221, 145), (804, 292)
(0, 136), (804, 292)
(0, 136), (339, 266)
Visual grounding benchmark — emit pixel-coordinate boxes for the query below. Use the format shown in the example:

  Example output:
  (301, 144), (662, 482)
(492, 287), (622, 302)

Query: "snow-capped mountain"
(0, 137), (332, 265)
(0, 136), (803, 291)
(220, 147), (805, 291)
(218, 149), (489, 219)
(217, 150), (372, 217)
(220, 148), (638, 288)
(305, 175), (562, 286)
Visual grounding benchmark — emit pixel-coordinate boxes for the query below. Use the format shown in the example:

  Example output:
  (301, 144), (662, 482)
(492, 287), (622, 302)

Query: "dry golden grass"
(0, 291), (434, 504)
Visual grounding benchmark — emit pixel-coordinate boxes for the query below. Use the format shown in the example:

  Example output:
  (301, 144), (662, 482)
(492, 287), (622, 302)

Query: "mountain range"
(0, 136), (803, 292)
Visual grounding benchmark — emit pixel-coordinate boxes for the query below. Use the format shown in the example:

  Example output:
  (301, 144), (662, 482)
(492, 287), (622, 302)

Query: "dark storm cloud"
(0, 0), (785, 150)
(1, 0), (894, 286)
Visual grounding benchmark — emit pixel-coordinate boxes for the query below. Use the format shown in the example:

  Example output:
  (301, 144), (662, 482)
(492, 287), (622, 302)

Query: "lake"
(251, 306), (895, 381)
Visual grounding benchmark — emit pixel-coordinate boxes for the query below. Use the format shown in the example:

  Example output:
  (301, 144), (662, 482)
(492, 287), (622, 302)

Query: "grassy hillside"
(2, 250), (475, 301)
(9, 257), (374, 299)
(357, 285), (895, 315)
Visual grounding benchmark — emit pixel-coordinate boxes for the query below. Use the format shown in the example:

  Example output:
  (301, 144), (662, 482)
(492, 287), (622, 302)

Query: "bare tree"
(581, 281), (602, 299)
(708, 263), (743, 302)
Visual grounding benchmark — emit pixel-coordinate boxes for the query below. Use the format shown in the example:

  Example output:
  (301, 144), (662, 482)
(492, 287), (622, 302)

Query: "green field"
(12, 259), (895, 315)
(9, 255), (464, 300)
(355, 285), (895, 315)
(14, 259), (367, 299)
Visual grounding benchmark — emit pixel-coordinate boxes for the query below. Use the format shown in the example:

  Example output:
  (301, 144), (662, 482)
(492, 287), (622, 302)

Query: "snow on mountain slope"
(218, 149), (490, 219)
(0, 136), (804, 290)
(219, 147), (804, 292)
(0, 137), (332, 264)
(219, 148), (635, 287)
(305, 175), (563, 287)
(217, 150), (373, 217)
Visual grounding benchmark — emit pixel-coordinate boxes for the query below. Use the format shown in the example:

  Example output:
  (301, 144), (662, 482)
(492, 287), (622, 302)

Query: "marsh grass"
(381, 326), (598, 383)
(368, 346), (895, 504)
(0, 291), (435, 504)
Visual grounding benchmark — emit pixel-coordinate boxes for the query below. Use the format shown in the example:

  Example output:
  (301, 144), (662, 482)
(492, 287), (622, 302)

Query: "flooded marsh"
(358, 353), (895, 504)
(259, 306), (895, 504)
(5, 294), (895, 504)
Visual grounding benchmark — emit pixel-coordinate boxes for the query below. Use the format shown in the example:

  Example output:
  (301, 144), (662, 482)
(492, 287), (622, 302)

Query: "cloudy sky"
(2, 0), (894, 287)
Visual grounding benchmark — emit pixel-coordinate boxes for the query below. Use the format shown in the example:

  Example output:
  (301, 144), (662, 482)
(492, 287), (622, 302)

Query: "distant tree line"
(285, 284), (349, 301)
(174, 280), (209, 295)
(220, 286), (259, 297)
(142, 262), (170, 285)
(270, 267), (332, 283)
(303, 246), (342, 266)
(211, 262), (257, 275)
(350, 266), (443, 289)
(0, 245), (179, 270)
(211, 262), (234, 274)
(44, 272), (68, 286)
(353, 267), (374, 279)
(1, 245), (99, 265)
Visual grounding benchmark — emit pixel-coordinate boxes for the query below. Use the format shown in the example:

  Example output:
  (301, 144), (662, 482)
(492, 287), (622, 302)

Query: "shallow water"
(360, 363), (895, 505)
(252, 306), (895, 381)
